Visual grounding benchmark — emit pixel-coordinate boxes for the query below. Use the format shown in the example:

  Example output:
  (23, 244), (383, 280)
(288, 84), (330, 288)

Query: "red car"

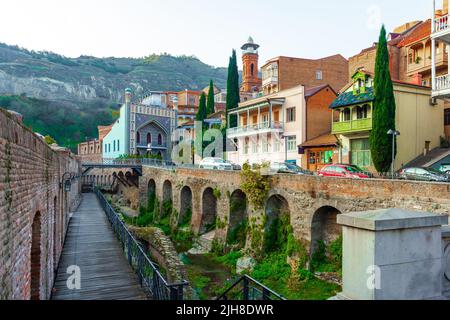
(317, 164), (371, 179)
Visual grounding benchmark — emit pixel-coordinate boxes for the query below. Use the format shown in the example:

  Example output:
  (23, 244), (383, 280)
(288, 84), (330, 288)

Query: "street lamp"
(387, 129), (400, 179)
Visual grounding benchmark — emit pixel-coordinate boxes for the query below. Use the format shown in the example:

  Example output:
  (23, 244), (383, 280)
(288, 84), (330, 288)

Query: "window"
(158, 134), (163, 145)
(356, 105), (369, 119)
(287, 136), (296, 152)
(342, 108), (351, 121)
(351, 138), (372, 168)
(445, 109), (450, 126)
(262, 140), (269, 153)
(316, 70), (323, 80)
(136, 132), (141, 144)
(113, 140), (116, 152)
(117, 140), (120, 152)
(147, 133), (152, 145)
(274, 140), (281, 152)
(251, 63), (255, 76)
(244, 139), (249, 155)
(286, 107), (296, 122)
(252, 141), (259, 153)
(108, 144), (111, 153)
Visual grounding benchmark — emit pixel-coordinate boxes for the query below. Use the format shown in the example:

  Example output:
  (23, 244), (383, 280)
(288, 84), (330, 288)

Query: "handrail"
(216, 275), (286, 301)
(94, 187), (189, 300)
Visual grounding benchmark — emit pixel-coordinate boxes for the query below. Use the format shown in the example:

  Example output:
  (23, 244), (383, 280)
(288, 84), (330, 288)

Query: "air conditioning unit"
(430, 97), (438, 106)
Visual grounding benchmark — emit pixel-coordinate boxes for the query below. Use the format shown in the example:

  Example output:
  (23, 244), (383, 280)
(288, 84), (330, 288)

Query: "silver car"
(199, 157), (233, 171)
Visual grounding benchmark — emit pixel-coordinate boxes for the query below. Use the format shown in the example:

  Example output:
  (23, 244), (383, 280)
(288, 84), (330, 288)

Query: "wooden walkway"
(51, 193), (147, 300)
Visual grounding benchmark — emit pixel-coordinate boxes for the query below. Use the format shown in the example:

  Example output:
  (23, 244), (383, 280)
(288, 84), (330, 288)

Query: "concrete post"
(334, 208), (447, 300)
(443, 226), (450, 298)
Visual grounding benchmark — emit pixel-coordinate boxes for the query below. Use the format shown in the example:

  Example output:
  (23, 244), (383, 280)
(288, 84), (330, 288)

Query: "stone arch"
(264, 194), (290, 253)
(162, 180), (173, 218)
(310, 206), (342, 254)
(148, 179), (156, 196)
(200, 187), (217, 235)
(30, 211), (42, 300)
(227, 189), (248, 247)
(179, 186), (193, 227)
(163, 180), (172, 203)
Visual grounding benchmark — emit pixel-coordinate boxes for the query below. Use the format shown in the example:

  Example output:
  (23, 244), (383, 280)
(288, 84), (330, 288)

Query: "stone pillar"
(443, 226), (450, 298)
(335, 208), (447, 300)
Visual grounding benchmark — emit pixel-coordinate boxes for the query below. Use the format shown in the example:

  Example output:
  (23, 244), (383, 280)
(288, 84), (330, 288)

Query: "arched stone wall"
(310, 206), (342, 254)
(30, 211), (41, 300)
(200, 187), (217, 235)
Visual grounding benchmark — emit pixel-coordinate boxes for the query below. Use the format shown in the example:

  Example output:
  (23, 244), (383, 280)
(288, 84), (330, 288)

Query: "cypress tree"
(369, 25), (397, 173)
(196, 92), (207, 122)
(226, 50), (240, 128)
(206, 80), (216, 116)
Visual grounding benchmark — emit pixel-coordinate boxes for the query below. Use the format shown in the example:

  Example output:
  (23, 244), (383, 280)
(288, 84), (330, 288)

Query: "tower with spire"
(240, 36), (262, 93)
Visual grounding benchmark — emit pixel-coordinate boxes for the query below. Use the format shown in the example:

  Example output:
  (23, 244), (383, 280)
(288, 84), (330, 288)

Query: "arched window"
(251, 63), (255, 76)
(158, 134), (163, 146)
(136, 132), (141, 144)
(147, 133), (152, 145)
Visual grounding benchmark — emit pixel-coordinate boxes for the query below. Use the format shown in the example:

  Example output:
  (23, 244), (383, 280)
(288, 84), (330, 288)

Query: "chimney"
(411, 73), (423, 86)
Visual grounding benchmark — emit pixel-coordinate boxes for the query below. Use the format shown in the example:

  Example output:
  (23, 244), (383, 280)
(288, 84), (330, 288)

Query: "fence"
(216, 275), (286, 301)
(94, 187), (189, 300)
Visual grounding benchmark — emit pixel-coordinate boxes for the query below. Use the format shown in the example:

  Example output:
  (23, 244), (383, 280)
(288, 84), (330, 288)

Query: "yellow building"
(331, 69), (444, 172)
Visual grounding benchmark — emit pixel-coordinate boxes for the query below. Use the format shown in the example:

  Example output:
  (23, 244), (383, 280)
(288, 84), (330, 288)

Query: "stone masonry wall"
(0, 108), (81, 300)
(139, 166), (450, 249)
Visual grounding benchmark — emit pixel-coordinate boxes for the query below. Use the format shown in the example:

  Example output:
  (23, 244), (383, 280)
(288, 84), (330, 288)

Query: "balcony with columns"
(227, 98), (286, 139)
(432, 0), (450, 98)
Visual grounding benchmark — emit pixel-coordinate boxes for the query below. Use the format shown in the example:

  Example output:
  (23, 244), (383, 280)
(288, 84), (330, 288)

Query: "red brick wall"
(0, 108), (81, 300)
(306, 87), (337, 141)
(278, 55), (349, 92)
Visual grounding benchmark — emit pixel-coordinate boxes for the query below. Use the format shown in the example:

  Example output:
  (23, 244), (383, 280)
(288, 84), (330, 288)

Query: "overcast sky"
(0, 0), (436, 68)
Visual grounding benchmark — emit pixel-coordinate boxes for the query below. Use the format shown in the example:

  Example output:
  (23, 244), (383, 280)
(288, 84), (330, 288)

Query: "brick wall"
(139, 166), (450, 251)
(306, 86), (337, 141)
(0, 108), (81, 300)
(277, 55), (349, 92)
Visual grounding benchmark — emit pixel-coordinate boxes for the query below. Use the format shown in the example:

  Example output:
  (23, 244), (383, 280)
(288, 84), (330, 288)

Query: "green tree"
(370, 25), (397, 173)
(206, 80), (215, 116)
(196, 92), (207, 122)
(226, 50), (240, 128)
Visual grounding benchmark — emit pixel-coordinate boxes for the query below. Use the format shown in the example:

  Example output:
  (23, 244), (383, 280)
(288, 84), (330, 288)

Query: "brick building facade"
(261, 55), (349, 95)
(0, 108), (81, 300)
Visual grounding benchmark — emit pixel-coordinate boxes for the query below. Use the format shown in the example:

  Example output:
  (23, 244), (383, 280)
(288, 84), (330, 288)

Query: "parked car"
(199, 158), (233, 171)
(399, 167), (450, 182)
(317, 164), (371, 179)
(269, 162), (312, 175)
(336, 163), (375, 178)
(438, 163), (450, 174)
(225, 160), (242, 171)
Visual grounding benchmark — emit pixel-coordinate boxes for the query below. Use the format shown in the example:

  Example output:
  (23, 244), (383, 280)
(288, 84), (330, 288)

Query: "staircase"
(188, 231), (216, 255)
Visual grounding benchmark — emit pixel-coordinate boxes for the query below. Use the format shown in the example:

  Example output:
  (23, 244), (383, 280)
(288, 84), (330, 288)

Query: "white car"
(199, 158), (233, 171)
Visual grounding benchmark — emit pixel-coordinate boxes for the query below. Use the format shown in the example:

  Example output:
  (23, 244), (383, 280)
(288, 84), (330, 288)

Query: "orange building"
(77, 124), (113, 163)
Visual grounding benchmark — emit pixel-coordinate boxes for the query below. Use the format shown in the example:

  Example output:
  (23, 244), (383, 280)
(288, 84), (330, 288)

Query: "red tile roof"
(397, 20), (431, 47)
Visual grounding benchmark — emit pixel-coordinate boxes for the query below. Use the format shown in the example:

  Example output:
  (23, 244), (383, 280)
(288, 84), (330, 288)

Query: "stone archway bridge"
(137, 166), (450, 246)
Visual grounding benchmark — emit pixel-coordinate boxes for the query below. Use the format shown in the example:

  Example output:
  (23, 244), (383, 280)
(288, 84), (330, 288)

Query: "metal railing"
(435, 15), (449, 33)
(94, 187), (189, 300)
(216, 275), (286, 301)
(227, 121), (284, 136)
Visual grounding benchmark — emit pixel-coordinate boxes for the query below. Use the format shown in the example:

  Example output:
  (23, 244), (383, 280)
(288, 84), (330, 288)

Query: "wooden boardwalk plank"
(51, 193), (147, 300)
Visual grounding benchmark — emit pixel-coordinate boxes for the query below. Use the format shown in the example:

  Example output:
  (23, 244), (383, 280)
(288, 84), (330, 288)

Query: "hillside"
(0, 95), (119, 151)
(0, 43), (228, 102)
(0, 43), (229, 151)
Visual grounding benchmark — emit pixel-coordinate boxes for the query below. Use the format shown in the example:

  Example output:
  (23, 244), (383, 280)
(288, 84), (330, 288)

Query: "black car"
(399, 167), (450, 182)
(269, 162), (313, 175)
